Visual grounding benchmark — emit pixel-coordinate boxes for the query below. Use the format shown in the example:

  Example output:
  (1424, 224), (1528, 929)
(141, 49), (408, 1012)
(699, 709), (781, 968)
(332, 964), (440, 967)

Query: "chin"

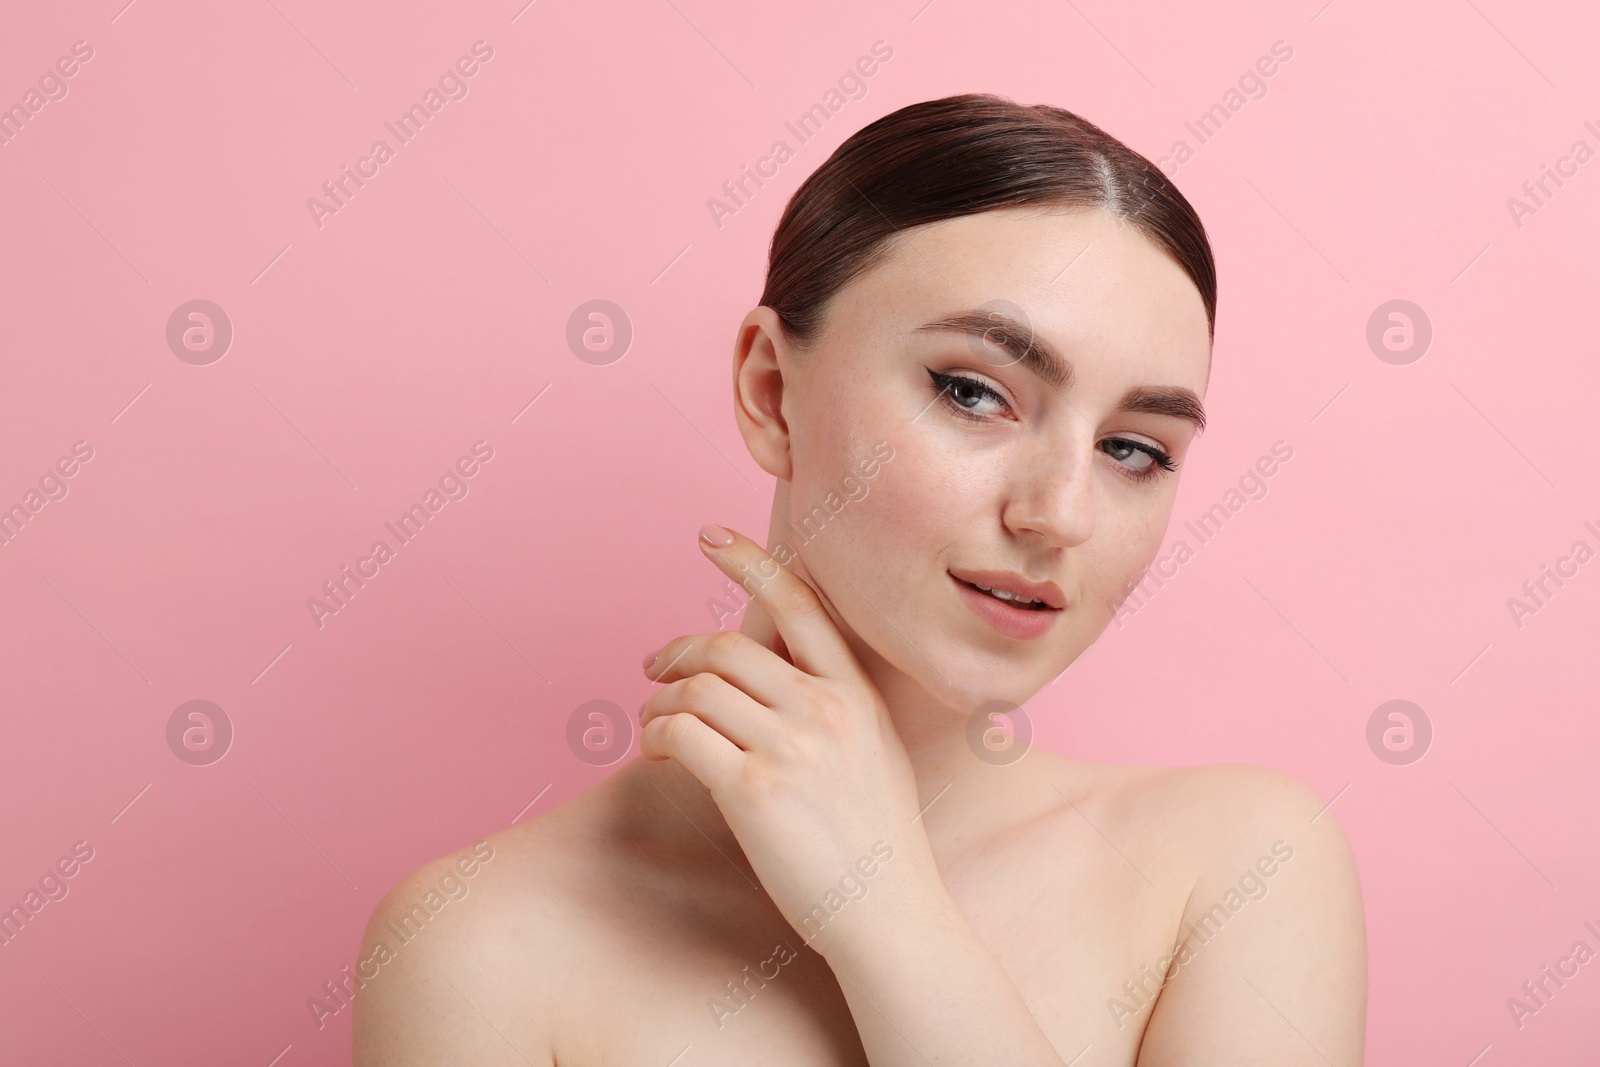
(908, 635), (1054, 711)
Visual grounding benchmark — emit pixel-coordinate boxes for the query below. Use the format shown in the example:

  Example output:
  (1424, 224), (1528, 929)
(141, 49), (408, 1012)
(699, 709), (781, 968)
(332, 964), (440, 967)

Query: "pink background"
(2, 0), (1597, 1063)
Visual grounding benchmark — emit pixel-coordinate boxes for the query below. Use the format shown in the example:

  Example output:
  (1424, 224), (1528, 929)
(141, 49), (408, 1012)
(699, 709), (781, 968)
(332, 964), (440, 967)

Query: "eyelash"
(926, 369), (1178, 483)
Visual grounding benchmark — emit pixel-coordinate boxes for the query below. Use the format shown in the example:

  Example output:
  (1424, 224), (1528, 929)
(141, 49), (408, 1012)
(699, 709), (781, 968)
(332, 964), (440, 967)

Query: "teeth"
(973, 583), (1043, 607)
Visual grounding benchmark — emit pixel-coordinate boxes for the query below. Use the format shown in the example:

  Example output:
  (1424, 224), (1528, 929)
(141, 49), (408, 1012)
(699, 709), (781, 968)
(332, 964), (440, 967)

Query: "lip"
(947, 568), (1066, 610)
(948, 571), (1064, 640)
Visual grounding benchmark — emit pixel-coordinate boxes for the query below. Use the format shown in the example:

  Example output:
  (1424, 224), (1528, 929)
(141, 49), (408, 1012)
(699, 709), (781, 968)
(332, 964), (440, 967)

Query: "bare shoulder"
(351, 801), (604, 1067)
(1105, 760), (1348, 849)
(1098, 760), (1363, 941)
(1111, 762), (1367, 1065)
(1060, 759), (1343, 867)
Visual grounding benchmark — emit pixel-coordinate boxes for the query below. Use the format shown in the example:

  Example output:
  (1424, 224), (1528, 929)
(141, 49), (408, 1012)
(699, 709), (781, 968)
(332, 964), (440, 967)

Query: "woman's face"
(750, 205), (1212, 715)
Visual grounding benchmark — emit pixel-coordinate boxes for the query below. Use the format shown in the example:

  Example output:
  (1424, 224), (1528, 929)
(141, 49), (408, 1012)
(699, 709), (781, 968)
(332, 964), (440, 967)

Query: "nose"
(1001, 436), (1096, 548)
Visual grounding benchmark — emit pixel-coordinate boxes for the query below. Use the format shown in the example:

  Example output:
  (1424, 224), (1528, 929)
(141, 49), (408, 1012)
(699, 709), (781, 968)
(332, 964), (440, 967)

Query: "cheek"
(845, 435), (967, 558)
(797, 460), (912, 568)
(1093, 501), (1178, 606)
(788, 435), (953, 611)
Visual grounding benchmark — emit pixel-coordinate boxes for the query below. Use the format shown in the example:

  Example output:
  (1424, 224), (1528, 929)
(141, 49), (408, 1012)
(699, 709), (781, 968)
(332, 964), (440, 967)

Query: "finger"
(640, 671), (778, 752)
(644, 629), (803, 708)
(738, 596), (784, 661)
(639, 711), (743, 793)
(696, 524), (862, 681)
(740, 603), (793, 666)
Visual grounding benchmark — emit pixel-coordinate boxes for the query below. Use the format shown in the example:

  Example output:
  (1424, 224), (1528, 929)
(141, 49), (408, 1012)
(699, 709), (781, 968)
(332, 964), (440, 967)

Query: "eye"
(925, 367), (1179, 483)
(926, 369), (1013, 421)
(1101, 437), (1177, 482)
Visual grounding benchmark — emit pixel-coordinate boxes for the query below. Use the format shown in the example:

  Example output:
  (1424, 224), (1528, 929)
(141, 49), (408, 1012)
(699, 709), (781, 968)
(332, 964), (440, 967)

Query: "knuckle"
(809, 685), (854, 729)
(705, 630), (746, 662)
(682, 672), (721, 703)
(674, 709), (702, 735)
(800, 677), (839, 710)
(654, 713), (687, 747)
(778, 579), (823, 618)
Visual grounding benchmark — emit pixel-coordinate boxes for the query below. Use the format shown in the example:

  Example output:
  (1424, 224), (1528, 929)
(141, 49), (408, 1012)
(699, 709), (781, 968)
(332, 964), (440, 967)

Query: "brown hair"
(759, 93), (1216, 348)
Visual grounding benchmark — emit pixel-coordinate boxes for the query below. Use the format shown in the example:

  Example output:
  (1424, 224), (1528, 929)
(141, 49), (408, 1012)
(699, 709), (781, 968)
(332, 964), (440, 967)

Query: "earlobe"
(732, 307), (794, 481)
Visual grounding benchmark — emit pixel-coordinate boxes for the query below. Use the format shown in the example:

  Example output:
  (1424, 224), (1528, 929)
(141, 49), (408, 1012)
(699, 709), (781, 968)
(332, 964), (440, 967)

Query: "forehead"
(826, 206), (1212, 390)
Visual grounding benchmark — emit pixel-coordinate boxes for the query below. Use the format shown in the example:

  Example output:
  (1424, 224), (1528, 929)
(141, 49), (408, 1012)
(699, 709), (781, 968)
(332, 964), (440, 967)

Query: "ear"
(732, 306), (795, 481)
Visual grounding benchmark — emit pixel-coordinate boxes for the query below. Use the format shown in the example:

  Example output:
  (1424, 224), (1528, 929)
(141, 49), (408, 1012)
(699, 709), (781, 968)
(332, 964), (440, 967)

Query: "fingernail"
(699, 523), (734, 548)
(642, 648), (659, 670)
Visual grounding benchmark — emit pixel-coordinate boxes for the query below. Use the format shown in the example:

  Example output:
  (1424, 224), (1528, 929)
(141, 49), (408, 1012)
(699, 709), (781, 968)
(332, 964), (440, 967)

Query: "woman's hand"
(639, 523), (939, 957)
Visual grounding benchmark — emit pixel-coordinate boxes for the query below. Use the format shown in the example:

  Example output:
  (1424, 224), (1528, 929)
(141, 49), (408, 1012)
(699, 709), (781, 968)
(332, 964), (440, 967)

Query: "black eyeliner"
(926, 367), (1176, 482)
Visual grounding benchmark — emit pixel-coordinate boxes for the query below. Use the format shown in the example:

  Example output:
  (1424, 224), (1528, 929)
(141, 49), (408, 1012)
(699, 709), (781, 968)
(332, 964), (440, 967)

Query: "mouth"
(955, 577), (1052, 609)
(946, 568), (1066, 610)
(948, 571), (1064, 640)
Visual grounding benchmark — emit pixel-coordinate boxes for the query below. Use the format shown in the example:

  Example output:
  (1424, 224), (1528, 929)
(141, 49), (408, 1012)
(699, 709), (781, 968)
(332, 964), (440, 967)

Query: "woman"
(353, 93), (1367, 1065)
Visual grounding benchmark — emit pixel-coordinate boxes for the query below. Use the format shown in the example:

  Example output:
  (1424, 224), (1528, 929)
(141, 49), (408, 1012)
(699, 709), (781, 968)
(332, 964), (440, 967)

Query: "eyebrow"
(914, 310), (1207, 435)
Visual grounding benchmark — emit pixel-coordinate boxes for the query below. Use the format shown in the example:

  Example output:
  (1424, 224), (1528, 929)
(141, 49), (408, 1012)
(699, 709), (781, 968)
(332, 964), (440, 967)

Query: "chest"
(548, 838), (1190, 1065)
